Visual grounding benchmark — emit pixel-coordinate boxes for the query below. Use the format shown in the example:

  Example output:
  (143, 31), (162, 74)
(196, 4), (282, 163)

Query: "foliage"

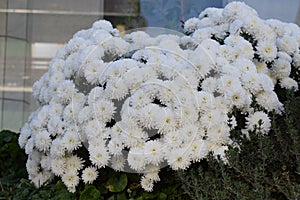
(0, 130), (27, 199)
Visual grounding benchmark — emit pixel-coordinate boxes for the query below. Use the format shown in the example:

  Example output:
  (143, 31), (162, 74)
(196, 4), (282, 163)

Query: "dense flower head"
(19, 1), (299, 192)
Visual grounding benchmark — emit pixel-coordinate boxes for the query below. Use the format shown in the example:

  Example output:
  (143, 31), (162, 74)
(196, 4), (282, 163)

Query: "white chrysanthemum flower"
(196, 91), (215, 112)
(256, 91), (284, 114)
(218, 75), (241, 94)
(279, 77), (298, 91)
(225, 87), (251, 109)
(277, 35), (299, 55)
(272, 58), (291, 79)
(164, 130), (184, 148)
(48, 102), (64, 117)
(175, 104), (199, 125)
(19, 123), (31, 148)
(254, 60), (269, 74)
(81, 44), (105, 62)
(167, 148), (191, 170)
(223, 1), (257, 21)
(25, 138), (35, 155)
(89, 146), (110, 168)
(127, 147), (147, 171)
(258, 73), (275, 92)
(34, 130), (51, 152)
(234, 58), (257, 74)
(192, 27), (215, 43)
(266, 19), (285, 37)
(154, 108), (178, 134)
(220, 63), (241, 77)
(129, 89), (152, 109)
(212, 145), (229, 162)
(92, 19), (113, 31)
(56, 80), (76, 103)
(201, 77), (218, 93)
(241, 71), (262, 94)
(107, 138), (124, 155)
(62, 171), (80, 193)
(63, 104), (80, 123)
(26, 158), (40, 177)
(110, 155), (126, 171)
(66, 155), (84, 171)
(78, 106), (92, 124)
(200, 110), (227, 129)
(51, 157), (66, 176)
(144, 165), (160, 182)
(120, 127), (148, 148)
(140, 176), (154, 192)
(246, 111), (271, 134)
(189, 47), (215, 78)
(277, 51), (292, 63)
(86, 121), (105, 141)
(63, 63), (74, 78)
(184, 17), (200, 33)
(72, 92), (86, 106)
(125, 31), (155, 49)
(82, 166), (98, 184)
(292, 52), (300, 69)
(91, 99), (116, 122)
(189, 139), (208, 162)
(40, 155), (52, 171)
(143, 140), (164, 166)
(242, 15), (264, 35)
(62, 131), (82, 152)
(49, 71), (65, 88)
(256, 40), (277, 62)
(31, 170), (53, 188)
(207, 123), (230, 144)
(50, 138), (65, 158)
(84, 60), (106, 84)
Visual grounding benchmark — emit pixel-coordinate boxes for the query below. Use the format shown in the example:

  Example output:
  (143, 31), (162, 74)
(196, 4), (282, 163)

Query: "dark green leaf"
(80, 184), (102, 200)
(106, 173), (127, 193)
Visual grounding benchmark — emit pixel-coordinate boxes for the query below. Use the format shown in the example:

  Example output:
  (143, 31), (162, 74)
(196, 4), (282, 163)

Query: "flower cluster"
(19, 1), (299, 192)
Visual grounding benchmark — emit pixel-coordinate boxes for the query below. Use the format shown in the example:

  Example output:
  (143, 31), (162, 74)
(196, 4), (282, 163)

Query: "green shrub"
(0, 130), (27, 199)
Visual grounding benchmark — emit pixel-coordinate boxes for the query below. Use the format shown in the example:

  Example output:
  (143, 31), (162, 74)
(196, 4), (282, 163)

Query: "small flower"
(66, 155), (84, 171)
(167, 148), (191, 170)
(62, 171), (80, 192)
(82, 166), (98, 184)
(143, 140), (164, 166)
(51, 157), (66, 176)
(62, 131), (82, 152)
(34, 130), (51, 152)
(89, 146), (110, 168)
(246, 111), (271, 134)
(279, 77), (298, 91)
(140, 176), (154, 192)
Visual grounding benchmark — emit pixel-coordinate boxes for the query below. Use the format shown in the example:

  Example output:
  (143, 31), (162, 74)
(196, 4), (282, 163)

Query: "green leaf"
(80, 184), (102, 200)
(158, 192), (167, 200)
(55, 181), (66, 191)
(106, 173), (128, 193)
(116, 192), (127, 200)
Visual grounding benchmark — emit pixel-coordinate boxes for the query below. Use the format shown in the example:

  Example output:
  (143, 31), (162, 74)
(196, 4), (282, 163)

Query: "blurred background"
(1, 0), (300, 132)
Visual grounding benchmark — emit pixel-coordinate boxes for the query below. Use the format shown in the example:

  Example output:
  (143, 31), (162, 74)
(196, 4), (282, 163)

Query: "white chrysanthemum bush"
(19, 1), (299, 192)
